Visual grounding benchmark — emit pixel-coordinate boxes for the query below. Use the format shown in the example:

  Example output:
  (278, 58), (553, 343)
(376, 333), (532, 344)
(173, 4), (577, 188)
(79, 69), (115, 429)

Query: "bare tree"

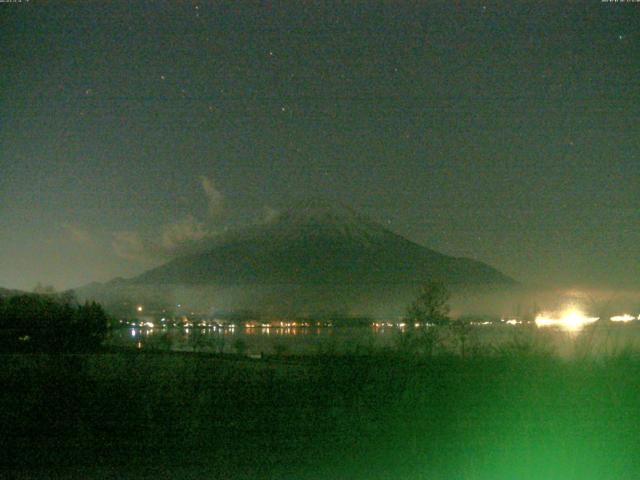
(400, 281), (452, 357)
(406, 281), (451, 327)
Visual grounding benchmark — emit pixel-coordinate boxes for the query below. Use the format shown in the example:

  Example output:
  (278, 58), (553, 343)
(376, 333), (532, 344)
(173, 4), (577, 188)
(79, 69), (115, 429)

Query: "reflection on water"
(110, 323), (351, 356)
(108, 319), (640, 357)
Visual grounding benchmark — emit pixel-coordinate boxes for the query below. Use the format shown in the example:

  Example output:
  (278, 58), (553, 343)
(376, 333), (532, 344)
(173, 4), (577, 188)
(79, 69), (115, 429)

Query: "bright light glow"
(505, 319), (520, 325)
(561, 309), (598, 331)
(136, 305), (143, 312)
(144, 321), (154, 328)
(610, 314), (636, 323)
(535, 307), (599, 332)
(534, 315), (556, 328)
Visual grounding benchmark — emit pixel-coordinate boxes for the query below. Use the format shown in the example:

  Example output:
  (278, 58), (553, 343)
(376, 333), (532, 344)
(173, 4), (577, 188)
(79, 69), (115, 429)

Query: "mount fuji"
(79, 199), (515, 316)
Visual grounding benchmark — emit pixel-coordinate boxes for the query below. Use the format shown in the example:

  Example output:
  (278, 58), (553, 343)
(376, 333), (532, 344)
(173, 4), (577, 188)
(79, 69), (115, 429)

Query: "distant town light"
(610, 314), (636, 323)
(136, 305), (143, 312)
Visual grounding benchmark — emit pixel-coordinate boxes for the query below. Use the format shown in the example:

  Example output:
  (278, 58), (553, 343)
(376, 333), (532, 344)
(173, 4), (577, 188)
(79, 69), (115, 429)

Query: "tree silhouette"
(406, 281), (451, 327)
(399, 281), (451, 357)
(0, 293), (108, 352)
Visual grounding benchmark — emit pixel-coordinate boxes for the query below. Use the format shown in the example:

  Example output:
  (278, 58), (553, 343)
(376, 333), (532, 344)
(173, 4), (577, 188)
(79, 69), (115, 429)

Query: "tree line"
(0, 292), (108, 352)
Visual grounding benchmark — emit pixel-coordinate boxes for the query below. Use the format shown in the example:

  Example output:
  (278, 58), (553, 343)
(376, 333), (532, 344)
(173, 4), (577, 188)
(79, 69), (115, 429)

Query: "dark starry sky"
(1, 1), (639, 291)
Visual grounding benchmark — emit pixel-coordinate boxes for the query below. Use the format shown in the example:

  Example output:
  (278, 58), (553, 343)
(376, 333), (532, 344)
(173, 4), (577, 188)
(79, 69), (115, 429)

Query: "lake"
(107, 321), (640, 357)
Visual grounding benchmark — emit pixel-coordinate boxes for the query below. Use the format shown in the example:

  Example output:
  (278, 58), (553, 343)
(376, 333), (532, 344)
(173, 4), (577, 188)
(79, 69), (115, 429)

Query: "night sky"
(1, 1), (639, 291)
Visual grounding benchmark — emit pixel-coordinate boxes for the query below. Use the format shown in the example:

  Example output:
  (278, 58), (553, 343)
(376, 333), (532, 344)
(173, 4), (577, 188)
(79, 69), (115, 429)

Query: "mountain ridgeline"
(81, 201), (516, 316)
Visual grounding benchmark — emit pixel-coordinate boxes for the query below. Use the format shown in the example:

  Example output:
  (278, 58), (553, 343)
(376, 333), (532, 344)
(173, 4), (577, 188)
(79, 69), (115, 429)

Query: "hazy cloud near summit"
(261, 206), (280, 224)
(200, 175), (224, 218)
(112, 231), (157, 265)
(161, 215), (207, 251)
(112, 215), (214, 265)
(63, 223), (94, 246)
(111, 176), (225, 265)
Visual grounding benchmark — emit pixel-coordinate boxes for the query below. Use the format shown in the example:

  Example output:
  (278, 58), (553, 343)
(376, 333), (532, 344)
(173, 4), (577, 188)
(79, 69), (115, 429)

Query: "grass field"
(2, 345), (640, 479)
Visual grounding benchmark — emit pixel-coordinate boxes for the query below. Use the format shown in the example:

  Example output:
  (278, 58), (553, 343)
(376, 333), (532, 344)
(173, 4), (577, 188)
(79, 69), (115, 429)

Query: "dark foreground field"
(2, 349), (640, 479)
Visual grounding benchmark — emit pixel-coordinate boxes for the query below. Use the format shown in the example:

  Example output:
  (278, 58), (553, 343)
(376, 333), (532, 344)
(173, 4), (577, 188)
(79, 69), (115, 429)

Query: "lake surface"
(107, 322), (640, 357)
